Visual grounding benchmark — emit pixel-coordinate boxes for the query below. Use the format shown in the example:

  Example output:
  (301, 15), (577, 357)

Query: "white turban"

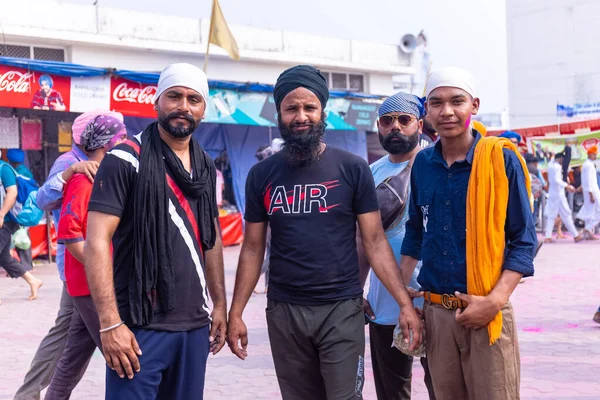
(155, 63), (209, 105)
(425, 66), (475, 100)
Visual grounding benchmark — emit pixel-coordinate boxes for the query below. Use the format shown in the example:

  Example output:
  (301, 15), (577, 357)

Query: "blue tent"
(123, 117), (367, 216)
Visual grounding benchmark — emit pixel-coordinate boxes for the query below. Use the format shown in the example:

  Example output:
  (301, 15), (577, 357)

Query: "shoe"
(544, 238), (554, 243)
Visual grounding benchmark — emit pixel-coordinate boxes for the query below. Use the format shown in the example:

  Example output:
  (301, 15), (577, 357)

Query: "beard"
(277, 112), (327, 168)
(158, 110), (198, 138)
(379, 128), (419, 155)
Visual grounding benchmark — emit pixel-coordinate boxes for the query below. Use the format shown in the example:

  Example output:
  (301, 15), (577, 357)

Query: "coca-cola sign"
(0, 71), (32, 93)
(110, 77), (156, 117)
(0, 65), (71, 111)
(112, 82), (157, 104)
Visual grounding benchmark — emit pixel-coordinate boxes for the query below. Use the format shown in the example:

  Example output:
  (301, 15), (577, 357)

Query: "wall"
(368, 73), (396, 96)
(506, 0), (600, 128)
(2, 0), (414, 85)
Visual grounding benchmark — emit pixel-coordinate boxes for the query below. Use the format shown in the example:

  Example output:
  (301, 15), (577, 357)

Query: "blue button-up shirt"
(401, 131), (536, 294)
(36, 145), (88, 281)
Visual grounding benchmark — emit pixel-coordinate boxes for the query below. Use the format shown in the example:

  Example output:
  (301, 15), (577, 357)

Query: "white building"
(1, 0), (415, 96)
(506, 0), (600, 129)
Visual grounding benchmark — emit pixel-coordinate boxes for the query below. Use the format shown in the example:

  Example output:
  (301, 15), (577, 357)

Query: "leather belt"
(423, 292), (467, 310)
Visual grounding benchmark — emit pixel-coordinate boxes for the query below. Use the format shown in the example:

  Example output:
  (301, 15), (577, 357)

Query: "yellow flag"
(208, 0), (240, 61)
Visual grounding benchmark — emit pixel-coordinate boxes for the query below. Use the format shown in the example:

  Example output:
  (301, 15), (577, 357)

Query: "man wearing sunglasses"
(359, 92), (436, 400)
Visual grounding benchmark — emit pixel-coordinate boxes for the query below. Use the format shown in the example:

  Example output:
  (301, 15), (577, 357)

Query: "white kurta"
(576, 159), (600, 228)
(545, 160), (579, 238)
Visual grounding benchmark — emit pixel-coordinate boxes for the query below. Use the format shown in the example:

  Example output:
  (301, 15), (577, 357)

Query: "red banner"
(110, 77), (157, 118)
(0, 65), (71, 111)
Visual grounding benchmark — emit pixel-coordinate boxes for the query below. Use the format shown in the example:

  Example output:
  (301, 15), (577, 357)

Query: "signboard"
(529, 130), (600, 168)
(110, 77), (157, 117)
(0, 65), (71, 112)
(557, 102), (600, 122)
(0, 68), (379, 131)
(70, 76), (111, 112)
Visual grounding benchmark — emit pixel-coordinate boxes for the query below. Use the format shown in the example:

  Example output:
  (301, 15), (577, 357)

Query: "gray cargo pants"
(13, 285), (91, 400)
(266, 297), (365, 400)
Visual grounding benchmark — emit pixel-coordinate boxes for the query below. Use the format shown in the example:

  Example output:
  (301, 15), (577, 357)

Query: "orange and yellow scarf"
(466, 137), (531, 345)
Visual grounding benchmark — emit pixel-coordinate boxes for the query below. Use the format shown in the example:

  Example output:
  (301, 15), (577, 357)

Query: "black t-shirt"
(245, 146), (379, 305)
(88, 136), (214, 331)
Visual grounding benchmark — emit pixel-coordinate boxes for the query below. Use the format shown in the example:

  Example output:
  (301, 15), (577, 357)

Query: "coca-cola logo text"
(112, 82), (157, 104)
(0, 71), (32, 93)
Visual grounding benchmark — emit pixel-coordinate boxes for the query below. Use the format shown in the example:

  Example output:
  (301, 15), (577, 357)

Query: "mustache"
(291, 121), (314, 129)
(166, 112), (195, 125)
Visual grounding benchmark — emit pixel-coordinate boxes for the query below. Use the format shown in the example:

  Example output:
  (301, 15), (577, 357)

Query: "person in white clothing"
(576, 146), (600, 240)
(544, 152), (584, 243)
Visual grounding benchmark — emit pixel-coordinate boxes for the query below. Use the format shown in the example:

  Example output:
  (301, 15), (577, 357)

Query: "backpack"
(0, 162), (44, 226)
(530, 173), (543, 200)
(375, 153), (417, 231)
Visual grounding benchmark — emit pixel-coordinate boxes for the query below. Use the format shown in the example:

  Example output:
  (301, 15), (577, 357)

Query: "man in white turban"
(84, 63), (226, 400)
(398, 66), (536, 400)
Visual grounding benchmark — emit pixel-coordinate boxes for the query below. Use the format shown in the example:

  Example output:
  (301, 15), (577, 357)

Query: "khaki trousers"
(424, 302), (520, 400)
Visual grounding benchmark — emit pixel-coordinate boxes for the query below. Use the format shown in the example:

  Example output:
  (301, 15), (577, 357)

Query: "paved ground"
(1, 239), (600, 399)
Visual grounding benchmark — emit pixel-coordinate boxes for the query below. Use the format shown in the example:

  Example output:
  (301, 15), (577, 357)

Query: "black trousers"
(369, 321), (436, 400)
(266, 297), (366, 400)
(0, 222), (26, 278)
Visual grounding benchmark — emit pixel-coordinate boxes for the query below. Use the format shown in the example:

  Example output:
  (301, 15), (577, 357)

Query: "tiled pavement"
(1, 238), (599, 399)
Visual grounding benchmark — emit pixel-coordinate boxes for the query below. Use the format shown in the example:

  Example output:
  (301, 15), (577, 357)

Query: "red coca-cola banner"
(110, 77), (157, 118)
(0, 65), (71, 111)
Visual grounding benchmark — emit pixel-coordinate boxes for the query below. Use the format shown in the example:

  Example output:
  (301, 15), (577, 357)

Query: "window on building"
(0, 44), (30, 59)
(349, 74), (364, 92)
(33, 47), (65, 62)
(322, 71), (366, 93)
(0, 44), (65, 61)
(331, 73), (347, 90)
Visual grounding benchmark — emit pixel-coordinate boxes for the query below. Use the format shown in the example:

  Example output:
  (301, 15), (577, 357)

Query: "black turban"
(273, 65), (329, 110)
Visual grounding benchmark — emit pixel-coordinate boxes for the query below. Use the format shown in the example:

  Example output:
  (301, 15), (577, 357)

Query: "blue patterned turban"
(378, 92), (426, 118)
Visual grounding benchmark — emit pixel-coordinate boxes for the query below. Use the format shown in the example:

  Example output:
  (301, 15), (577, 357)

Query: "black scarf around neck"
(130, 122), (217, 326)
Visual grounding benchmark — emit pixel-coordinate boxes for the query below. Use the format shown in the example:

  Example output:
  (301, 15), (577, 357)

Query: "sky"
(67, 0), (508, 115)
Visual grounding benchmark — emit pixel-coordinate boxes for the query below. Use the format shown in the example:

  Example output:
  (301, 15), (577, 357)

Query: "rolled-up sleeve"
(36, 157), (74, 211)
(502, 150), (536, 277)
(401, 161), (423, 260)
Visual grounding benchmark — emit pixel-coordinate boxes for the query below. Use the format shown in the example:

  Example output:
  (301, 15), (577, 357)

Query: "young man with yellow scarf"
(397, 67), (536, 400)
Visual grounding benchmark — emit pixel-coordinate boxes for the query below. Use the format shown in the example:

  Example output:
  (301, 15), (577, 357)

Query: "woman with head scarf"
(44, 115), (127, 399)
(16, 109), (126, 400)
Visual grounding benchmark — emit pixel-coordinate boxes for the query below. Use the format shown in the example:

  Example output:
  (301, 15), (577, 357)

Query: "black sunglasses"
(379, 114), (415, 128)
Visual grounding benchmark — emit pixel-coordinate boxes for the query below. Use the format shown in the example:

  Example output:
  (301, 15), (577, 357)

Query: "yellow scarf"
(466, 136), (531, 345)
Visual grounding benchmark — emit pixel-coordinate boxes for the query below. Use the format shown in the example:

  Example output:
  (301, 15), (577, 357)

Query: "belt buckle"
(441, 294), (459, 310)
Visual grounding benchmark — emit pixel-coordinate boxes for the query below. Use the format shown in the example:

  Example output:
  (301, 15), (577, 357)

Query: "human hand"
(454, 292), (502, 329)
(407, 287), (424, 299)
(566, 185), (576, 193)
(209, 306), (227, 355)
(399, 305), (422, 352)
(66, 161), (100, 183)
(591, 193), (596, 204)
(226, 315), (248, 360)
(100, 324), (142, 379)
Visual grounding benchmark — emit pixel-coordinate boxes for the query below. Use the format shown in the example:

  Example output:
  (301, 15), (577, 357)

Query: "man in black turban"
(228, 65), (422, 399)
(272, 65), (330, 167)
